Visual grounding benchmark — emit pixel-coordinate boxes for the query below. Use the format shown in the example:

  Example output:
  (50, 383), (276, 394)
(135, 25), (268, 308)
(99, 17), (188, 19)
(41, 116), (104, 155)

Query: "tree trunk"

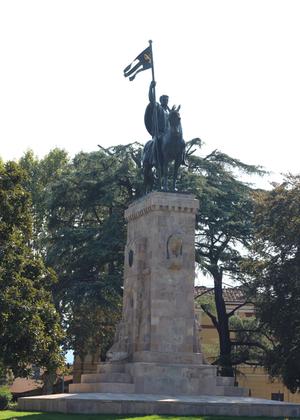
(214, 271), (234, 377)
(42, 371), (56, 395)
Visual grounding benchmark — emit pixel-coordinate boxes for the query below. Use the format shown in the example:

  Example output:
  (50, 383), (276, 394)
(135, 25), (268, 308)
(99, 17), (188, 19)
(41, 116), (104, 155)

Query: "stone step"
(81, 372), (132, 384)
(18, 392), (300, 417)
(127, 361), (217, 384)
(97, 363), (125, 374)
(216, 385), (249, 397)
(235, 387), (249, 397)
(133, 351), (203, 364)
(216, 376), (235, 386)
(69, 382), (135, 394)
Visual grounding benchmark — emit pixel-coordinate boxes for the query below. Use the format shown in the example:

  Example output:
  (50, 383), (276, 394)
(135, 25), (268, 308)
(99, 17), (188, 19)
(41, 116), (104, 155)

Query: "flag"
(124, 46), (152, 81)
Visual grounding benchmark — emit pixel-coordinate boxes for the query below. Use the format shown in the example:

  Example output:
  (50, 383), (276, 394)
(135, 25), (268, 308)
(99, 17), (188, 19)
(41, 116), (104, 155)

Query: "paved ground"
(18, 392), (300, 417)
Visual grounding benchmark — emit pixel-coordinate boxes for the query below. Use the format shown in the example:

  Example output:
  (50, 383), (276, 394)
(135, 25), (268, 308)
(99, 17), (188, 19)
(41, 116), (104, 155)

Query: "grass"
(0, 412), (299, 420)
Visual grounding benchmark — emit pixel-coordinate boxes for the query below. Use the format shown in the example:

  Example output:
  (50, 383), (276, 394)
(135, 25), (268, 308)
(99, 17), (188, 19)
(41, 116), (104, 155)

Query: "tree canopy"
(19, 145), (144, 361)
(0, 161), (64, 377)
(243, 175), (300, 392)
(181, 139), (265, 376)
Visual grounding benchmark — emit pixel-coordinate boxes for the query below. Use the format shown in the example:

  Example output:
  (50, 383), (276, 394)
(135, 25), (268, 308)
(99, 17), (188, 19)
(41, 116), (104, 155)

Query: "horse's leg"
(149, 166), (154, 191)
(143, 162), (147, 193)
(163, 161), (168, 191)
(157, 152), (163, 190)
(143, 162), (151, 194)
(173, 159), (181, 191)
(156, 164), (162, 190)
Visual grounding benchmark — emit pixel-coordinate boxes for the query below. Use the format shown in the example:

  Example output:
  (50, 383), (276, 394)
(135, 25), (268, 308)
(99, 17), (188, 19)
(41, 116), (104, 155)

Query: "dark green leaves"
(243, 175), (300, 392)
(0, 161), (64, 377)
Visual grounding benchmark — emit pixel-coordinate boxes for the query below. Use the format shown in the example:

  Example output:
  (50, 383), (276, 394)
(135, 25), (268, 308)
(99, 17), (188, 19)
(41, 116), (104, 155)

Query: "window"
(271, 392), (284, 401)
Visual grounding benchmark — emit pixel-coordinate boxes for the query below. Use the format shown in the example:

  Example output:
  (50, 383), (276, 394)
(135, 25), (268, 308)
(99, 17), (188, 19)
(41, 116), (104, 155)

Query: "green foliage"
(196, 288), (270, 369)
(0, 161), (65, 377)
(0, 362), (13, 387)
(201, 343), (220, 364)
(0, 387), (12, 410)
(19, 149), (69, 251)
(229, 315), (271, 366)
(181, 140), (264, 280)
(243, 175), (300, 392)
(195, 292), (216, 315)
(181, 139), (265, 376)
(19, 144), (143, 360)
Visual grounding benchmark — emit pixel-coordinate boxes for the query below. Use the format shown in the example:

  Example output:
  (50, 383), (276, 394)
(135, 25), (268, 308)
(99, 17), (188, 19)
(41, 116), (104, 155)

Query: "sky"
(1, 0), (300, 189)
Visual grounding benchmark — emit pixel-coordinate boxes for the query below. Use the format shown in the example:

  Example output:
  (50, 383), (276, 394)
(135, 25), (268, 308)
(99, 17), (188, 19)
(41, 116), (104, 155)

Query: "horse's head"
(169, 105), (181, 130)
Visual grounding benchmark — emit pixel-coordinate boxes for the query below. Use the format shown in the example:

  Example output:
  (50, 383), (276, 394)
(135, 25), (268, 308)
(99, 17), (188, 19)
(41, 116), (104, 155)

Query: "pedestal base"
(68, 359), (247, 397)
(19, 392), (300, 417)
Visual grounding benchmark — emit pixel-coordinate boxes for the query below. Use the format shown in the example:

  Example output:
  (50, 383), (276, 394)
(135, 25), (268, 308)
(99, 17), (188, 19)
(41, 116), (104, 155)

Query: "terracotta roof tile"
(10, 375), (73, 394)
(10, 377), (42, 394)
(195, 286), (245, 303)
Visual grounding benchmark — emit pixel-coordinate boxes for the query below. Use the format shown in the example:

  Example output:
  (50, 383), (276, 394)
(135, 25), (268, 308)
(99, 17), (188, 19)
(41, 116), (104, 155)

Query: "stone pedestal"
(110, 192), (200, 362)
(73, 353), (99, 383)
(68, 192), (246, 397)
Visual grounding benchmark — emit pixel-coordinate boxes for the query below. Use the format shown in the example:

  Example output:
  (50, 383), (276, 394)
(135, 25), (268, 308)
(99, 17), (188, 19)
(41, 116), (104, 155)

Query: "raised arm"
(148, 80), (156, 104)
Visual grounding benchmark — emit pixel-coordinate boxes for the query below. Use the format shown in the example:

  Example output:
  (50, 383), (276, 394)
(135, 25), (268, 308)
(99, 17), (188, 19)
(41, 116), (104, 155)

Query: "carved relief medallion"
(167, 233), (183, 270)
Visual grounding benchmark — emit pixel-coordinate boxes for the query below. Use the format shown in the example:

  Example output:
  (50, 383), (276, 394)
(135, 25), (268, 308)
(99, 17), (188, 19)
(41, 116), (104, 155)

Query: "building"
(196, 286), (300, 403)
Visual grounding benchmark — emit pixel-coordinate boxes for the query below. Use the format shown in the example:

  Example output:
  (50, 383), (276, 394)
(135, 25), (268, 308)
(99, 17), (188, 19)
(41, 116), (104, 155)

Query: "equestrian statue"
(123, 41), (186, 192)
(143, 81), (186, 192)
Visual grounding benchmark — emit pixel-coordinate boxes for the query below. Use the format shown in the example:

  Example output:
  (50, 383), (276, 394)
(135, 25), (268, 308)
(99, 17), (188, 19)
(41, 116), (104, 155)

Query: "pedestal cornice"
(125, 192), (199, 222)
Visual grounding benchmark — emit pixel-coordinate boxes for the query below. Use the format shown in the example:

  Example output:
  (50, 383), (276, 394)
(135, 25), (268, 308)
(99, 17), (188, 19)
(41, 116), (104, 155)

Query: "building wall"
(198, 306), (300, 403)
(237, 365), (300, 403)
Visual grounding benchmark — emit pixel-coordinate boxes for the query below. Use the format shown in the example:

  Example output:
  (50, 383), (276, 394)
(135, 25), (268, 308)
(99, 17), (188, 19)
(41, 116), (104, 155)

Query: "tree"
(19, 148), (69, 252)
(0, 161), (65, 380)
(39, 144), (143, 360)
(195, 286), (271, 376)
(242, 175), (300, 392)
(180, 138), (265, 376)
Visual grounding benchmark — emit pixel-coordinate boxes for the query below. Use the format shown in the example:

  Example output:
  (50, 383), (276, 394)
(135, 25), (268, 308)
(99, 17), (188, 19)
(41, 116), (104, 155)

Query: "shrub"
(0, 386), (12, 410)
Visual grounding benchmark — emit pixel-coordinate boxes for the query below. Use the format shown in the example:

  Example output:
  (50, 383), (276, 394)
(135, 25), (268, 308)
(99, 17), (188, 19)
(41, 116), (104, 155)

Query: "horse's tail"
(142, 139), (154, 166)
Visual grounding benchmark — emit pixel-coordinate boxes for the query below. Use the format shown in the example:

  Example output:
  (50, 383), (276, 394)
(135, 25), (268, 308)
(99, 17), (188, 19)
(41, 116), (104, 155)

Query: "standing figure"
(143, 81), (186, 192)
(144, 81), (170, 169)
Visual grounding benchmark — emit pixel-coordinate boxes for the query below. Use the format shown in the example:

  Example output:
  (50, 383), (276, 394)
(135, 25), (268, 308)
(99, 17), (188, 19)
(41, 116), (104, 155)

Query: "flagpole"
(149, 40), (156, 101)
(148, 40), (161, 184)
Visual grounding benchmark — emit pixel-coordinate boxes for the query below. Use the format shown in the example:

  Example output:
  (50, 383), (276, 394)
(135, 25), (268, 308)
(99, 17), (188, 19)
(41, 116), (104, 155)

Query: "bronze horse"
(142, 105), (185, 192)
